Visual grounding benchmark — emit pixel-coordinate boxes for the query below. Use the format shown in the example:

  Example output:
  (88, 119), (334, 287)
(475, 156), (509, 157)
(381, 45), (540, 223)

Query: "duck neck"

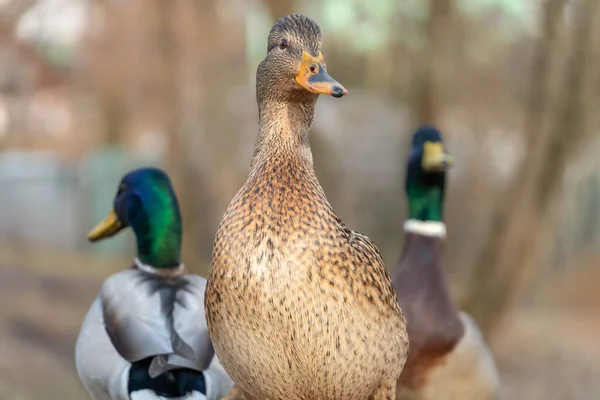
(250, 90), (318, 173)
(400, 232), (444, 263)
(131, 206), (182, 269)
(406, 162), (446, 223)
(403, 164), (448, 240)
(404, 182), (447, 241)
(406, 178), (445, 222)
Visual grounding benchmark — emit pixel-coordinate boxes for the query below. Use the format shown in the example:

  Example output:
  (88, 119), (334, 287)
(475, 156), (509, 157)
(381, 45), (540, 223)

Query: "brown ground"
(0, 261), (598, 400)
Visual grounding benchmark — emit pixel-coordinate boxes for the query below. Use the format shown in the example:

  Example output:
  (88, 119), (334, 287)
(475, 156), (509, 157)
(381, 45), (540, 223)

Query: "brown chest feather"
(211, 157), (401, 318)
(392, 233), (464, 389)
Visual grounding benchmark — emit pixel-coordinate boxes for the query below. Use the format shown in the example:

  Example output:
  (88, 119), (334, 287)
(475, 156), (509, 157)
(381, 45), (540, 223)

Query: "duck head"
(406, 126), (454, 222)
(256, 14), (347, 104)
(87, 167), (182, 268)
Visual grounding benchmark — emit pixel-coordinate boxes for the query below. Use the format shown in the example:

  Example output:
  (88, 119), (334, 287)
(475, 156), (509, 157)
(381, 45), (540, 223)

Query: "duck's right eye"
(279, 39), (288, 50)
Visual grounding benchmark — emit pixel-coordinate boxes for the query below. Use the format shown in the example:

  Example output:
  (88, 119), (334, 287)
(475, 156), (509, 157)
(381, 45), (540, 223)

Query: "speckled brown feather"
(205, 14), (408, 400)
(392, 233), (464, 391)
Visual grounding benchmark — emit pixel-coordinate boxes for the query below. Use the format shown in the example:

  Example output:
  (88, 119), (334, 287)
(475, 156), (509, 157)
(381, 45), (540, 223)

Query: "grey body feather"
(100, 269), (214, 377)
(76, 297), (130, 400)
(76, 271), (233, 400)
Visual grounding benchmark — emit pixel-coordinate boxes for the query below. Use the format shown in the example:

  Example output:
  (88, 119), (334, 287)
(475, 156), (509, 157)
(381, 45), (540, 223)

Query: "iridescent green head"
(406, 125), (454, 222)
(88, 167), (182, 268)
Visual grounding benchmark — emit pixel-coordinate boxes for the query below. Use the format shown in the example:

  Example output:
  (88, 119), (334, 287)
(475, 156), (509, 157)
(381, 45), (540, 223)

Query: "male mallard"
(392, 126), (500, 400)
(75, 167), (234, 400)
(205, 14), (408, 400)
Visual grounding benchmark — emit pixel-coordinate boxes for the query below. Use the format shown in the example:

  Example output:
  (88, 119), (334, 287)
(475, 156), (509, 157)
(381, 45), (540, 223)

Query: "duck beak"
(295, 52), (348, 98)
(422, 141), (454, 172)
(87, 209), (124, 242)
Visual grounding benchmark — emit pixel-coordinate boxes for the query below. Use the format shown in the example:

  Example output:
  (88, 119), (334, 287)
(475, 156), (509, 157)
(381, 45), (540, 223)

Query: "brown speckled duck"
(205, 14), (408, 400)
(392, 126), (500, 400)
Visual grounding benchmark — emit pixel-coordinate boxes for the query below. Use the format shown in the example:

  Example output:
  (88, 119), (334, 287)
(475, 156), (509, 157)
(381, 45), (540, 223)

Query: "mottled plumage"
(205, 14), (408, 400)
(392, 126), (500, 400)
(76, 168), (233, 400)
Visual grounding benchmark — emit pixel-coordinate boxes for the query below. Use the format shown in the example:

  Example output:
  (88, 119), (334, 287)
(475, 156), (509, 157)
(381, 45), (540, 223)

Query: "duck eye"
(279, 39), (288, 50)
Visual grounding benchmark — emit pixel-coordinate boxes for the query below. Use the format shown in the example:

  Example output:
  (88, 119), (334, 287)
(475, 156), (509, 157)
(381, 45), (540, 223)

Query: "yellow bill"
(422, 141), (454, 172)
(87, 209), (124, 242)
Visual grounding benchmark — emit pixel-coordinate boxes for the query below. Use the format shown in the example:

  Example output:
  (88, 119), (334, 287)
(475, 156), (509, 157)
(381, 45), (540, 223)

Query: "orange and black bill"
(295, 52), (348, 98)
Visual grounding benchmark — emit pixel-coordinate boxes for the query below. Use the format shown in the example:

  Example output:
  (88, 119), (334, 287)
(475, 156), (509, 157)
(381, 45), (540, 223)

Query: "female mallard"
(392, 126), (500, 400)
(75, 167), (234, 400)
(205, 14), (408, 400)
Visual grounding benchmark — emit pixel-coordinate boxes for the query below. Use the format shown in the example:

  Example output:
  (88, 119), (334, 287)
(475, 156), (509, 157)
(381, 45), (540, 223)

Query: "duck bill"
(87, 209), (124, 242)
(295, 52), (348, 98)
(422, 141), (454, 172)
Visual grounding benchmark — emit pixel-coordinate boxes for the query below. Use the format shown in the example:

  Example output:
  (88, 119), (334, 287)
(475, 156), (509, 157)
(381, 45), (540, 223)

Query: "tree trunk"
(463, 0), (597, 336)
(148, 0), (206, 270)
(414, 0), (454, 126)
(178, 0), (249, 274)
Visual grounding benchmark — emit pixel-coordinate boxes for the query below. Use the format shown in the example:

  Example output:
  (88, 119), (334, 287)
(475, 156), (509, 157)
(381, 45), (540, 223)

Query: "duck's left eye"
(279, 39), (288, 50)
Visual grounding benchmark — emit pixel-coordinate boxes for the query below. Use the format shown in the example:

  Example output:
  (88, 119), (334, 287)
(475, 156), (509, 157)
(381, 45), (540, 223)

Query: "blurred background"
(0, 0), (598, 398)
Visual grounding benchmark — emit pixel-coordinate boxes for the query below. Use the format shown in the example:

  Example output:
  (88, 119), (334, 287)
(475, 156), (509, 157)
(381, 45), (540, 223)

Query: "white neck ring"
(404, 219), (447, 238)
(134, 258), (185, 276)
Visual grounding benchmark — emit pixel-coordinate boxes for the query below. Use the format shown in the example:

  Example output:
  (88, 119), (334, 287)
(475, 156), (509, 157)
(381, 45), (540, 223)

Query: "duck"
(75, 167), (234, 400)
(205, 14), (409, 400)
(392, 126), (500, 400)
